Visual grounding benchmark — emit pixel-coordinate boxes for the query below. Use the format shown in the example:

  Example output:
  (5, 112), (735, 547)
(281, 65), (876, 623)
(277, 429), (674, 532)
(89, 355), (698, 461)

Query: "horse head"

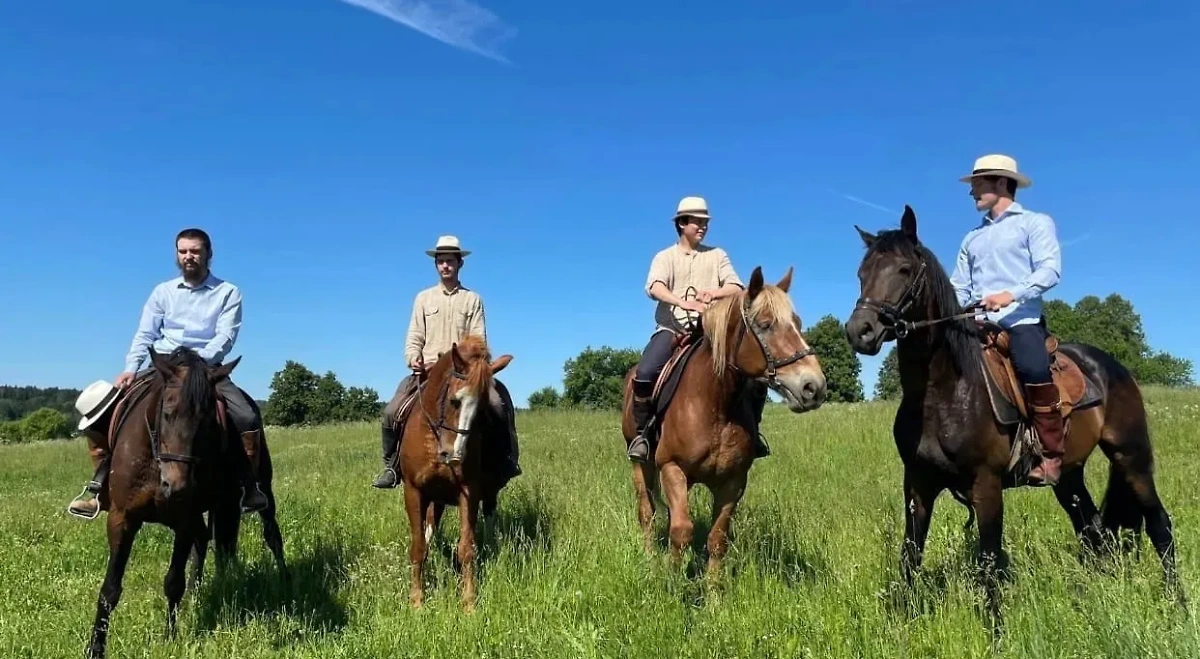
(147, 346), (239, 501)
(702, 266), (826, 412)
(420, 334), (512, 466)
(846, 204), (973, 357)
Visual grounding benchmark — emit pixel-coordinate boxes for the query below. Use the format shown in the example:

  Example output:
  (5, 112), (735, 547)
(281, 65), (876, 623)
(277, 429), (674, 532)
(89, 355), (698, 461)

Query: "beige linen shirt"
(645, 243), (743, 333)
(404, 283), (487, 367)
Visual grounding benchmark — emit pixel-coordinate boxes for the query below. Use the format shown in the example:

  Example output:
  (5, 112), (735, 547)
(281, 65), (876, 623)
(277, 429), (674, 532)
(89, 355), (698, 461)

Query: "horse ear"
(148, 347), (170, 374)
(776, 266), (794, 293)
(855, 225), (876, 247)
(901, 205), (918, 240)
(450, 343), (468, 373)
(208, 356), (241, 383)
(489, 354), (513, 374)
(747, 266), (764, 299)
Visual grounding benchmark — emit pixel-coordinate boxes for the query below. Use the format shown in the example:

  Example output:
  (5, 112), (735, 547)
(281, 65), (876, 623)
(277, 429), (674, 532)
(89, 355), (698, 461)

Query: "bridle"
(417, 367), (475, 461)
(144, 383), (222, 467)
(854, 259), (981, 338)
(728, 293), (816, 388)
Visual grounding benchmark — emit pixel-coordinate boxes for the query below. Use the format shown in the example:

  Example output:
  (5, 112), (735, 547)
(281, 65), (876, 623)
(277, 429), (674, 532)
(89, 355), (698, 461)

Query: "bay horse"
(621, 266), (827, 576)
(398, 334), (513, 611)
(844, 206), (1181, 612)
(86, 347), (288, 659)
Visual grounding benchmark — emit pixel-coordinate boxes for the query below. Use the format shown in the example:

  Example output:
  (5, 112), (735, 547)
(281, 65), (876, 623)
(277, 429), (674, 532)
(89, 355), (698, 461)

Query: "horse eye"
(898, 265), (912, 276)
(451, 399), (462, 408)
(757, 320), (772, 331)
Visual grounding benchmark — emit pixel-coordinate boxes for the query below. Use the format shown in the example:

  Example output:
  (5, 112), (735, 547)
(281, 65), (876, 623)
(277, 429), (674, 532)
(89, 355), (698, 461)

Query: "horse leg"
(86, 511), (142, 659)
(164, 524), (197, 639)
(900, 466), (943, 586)
(705, 471), (747, 581)
(631, 461), (657, 553)
(189, 512), (209, 588)
(1103, 443), (1182, 603)
(659, 463), (692, 567)
(1051, 465), (1106, 556)
(258, 488), (289, 584)
(403, 483), (428, 608)
(971, 470), (1006, 631)
(458, 488), (482, 613)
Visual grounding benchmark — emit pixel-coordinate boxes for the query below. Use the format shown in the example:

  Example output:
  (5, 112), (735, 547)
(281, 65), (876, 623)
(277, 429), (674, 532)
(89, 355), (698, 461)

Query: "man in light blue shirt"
(950, 154), (1065, 486)
(67, 228), (269, 518)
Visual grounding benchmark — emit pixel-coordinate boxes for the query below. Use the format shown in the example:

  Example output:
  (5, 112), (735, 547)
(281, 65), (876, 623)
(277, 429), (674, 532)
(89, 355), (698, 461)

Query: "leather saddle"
(633, 326), (707, 442)
(976, 322), (1100, 427)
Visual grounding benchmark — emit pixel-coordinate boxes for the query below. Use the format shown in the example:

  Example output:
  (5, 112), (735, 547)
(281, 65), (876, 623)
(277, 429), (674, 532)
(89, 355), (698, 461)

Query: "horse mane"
(703, 285), (794, 378)
(159, 347), (218, 415)
(454, 334), (495, 395)
(867, 229), (981, 377)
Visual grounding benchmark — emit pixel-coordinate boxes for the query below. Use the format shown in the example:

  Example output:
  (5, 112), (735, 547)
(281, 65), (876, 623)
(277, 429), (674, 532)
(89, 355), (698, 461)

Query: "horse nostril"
(802, 381), (817, 400)
(858, 324), (874, 341)
(437, 450), (452, 464)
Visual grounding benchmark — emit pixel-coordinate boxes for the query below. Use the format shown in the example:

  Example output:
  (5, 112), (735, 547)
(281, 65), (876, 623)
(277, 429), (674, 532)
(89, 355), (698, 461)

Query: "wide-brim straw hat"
(959, 154), (1032, 189)
(674, 195), (710, 219)
(425, 235), (472, 258)
(75, 380), (120, 431)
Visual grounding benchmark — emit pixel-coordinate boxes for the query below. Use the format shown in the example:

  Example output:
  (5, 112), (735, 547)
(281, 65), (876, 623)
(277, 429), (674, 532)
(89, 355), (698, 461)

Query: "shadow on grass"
(191, 537), (359, 649)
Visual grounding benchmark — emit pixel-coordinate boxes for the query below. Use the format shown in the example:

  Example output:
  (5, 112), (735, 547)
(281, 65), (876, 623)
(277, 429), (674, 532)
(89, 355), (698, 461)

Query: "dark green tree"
(262, 361), (381, 426)
(562, 346), (641, 410)
(874, 347), (901, 401)
(527, 386), (563, 410)
(804, 315), (863, 403)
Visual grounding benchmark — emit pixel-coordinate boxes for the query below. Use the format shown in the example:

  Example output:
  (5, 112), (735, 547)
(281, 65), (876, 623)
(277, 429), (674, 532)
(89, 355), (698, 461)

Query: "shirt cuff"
(1009, 284), (1035, 303)
(124, 360), (142, 374)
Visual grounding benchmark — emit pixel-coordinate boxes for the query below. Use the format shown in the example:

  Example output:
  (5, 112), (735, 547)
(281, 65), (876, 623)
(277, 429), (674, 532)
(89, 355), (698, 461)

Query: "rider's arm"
(404, 293), (426, 369)
(645, 251), (685, 306)
(949, 237), (973, 309)
(709, 249), (744, 300)
(467, 295), (487, 343)
(122, 285), (166, 374)
(1009, 212), (1061, 303)
(197, 286), (242, 365)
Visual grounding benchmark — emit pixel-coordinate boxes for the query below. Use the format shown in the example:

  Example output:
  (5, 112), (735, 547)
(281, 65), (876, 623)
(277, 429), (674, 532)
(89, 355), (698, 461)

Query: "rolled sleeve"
(715, 249), (743, 288)
(644, 251), (671, 299)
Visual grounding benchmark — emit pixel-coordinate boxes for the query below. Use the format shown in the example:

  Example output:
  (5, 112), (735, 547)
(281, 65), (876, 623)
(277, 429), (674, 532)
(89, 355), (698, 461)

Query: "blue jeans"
(634, 330), (676, 384)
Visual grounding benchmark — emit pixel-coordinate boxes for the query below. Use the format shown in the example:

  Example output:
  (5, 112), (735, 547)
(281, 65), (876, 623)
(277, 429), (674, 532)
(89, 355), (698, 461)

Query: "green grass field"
(3, 388), (1199, 658)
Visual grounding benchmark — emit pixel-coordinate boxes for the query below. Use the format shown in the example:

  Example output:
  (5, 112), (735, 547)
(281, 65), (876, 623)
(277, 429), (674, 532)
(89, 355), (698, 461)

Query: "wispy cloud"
(827, 189), (897, 215)
(337, 0), (516, 63)
(1062, 233), (1092, 247)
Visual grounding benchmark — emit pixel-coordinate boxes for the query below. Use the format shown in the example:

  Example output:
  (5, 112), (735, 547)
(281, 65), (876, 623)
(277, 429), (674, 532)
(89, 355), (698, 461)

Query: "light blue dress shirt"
(123, 273), (243, 373)
(950, 202), (1061, 328)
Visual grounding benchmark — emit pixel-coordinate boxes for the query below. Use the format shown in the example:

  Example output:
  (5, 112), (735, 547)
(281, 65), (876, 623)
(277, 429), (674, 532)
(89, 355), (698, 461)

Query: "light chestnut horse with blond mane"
(621, 266), (828, 577)
(397, 334), (513, 611)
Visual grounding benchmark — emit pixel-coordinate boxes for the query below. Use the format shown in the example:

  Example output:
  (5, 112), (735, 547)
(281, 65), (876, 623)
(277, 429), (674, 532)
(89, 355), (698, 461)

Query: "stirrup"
(67, 486), (101, 521)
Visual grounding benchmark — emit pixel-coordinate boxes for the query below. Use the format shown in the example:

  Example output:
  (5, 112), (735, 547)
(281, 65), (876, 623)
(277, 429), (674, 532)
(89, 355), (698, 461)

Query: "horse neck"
(896, 295), (980, 399)
(687, 333), (748, 410)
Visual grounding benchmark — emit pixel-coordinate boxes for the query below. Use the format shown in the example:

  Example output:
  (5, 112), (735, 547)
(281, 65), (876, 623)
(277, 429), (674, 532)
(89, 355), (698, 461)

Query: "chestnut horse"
(621, 266), (827, 576)
(845, 206), (1181, 612)
(85, 347), (288, 659)
(398, 335), (513, 611)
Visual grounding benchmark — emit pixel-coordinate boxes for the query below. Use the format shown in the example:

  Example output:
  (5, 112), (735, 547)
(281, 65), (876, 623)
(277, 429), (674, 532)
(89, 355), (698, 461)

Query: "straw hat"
(959, 154), (1032, 189)
(74, 380), (120, 431)
(425, 235), (471, 258)
(674, 196), (710, 219)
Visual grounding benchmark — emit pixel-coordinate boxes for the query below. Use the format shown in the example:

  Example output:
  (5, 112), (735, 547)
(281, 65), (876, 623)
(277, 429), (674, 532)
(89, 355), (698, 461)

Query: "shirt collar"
(982, 201), (1025, 225)
(175, 273), (220, 290)
(439, 282), (468, 295)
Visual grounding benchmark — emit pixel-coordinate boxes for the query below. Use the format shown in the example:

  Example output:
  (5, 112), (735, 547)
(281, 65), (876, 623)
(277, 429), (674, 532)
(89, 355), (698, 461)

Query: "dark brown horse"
(398, 334), (513, 611)
(845, 206), (1181, 610)
(86, 347), (288, 659)
(621, 266), (827, 576)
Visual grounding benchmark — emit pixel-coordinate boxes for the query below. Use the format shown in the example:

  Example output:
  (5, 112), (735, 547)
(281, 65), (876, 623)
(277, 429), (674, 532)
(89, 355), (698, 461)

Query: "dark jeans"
(634, 330), (676, 384)
(1007, 323), (1053, 386)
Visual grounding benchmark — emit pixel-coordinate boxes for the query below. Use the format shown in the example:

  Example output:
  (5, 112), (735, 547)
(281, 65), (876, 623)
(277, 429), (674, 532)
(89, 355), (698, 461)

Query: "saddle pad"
(653, 338), (704, 420)
(981, 349), (1102, 428)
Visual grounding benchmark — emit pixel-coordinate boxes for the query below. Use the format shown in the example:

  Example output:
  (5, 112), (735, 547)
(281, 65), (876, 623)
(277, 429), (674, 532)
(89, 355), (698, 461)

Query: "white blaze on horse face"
(450, 387), (480, 462)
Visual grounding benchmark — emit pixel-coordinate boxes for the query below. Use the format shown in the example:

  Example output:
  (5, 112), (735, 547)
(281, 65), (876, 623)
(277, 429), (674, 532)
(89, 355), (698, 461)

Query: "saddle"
(977, 322), (1101, 427)
(107, 374), (230, 450)
(638, 327), (706, 441)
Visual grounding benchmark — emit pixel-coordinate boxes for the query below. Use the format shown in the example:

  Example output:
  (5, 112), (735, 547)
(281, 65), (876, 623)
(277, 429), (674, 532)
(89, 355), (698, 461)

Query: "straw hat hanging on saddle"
(959, 154), (1032, 189)
(75, 380), (121, 431)
(425, 235), (472, 258)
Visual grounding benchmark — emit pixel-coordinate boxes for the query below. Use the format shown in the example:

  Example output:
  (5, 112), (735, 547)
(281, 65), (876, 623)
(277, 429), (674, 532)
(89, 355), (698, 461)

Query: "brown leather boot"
(67, 430), (111, 520)
(1025, 382), (1065, 487)
(239, 430), (268, 513)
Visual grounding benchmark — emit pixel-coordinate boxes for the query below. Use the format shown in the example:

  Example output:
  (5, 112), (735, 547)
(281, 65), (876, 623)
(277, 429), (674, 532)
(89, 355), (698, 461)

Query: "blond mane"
(702, 286), (796, 378)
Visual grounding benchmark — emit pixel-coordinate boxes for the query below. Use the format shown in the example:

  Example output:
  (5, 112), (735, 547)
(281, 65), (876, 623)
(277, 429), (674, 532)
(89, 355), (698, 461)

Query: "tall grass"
(2, 388), (1197, 657)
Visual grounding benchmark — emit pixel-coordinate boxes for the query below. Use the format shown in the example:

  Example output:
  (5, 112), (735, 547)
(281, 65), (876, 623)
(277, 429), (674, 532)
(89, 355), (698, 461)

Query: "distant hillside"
(0, 385), (82, 426)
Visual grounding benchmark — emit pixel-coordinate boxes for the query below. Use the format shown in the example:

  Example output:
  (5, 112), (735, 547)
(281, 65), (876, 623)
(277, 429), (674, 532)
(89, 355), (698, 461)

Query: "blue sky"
(2, 1), (1197, 407)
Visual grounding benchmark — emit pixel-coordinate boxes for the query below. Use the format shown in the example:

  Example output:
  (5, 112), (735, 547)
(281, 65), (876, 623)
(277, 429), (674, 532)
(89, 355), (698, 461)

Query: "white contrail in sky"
(337, 0), (516, 63)
(828, 189), (896, 215)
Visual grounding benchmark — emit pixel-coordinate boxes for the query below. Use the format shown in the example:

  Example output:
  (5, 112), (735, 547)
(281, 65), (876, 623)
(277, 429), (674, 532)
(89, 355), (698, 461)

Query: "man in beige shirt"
(372, 235), (522, 488)
(626, 196), (771, 462)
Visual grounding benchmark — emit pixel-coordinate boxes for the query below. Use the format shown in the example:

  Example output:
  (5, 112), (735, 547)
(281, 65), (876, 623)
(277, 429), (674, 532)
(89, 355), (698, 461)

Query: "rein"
(854, 260), (983, 338)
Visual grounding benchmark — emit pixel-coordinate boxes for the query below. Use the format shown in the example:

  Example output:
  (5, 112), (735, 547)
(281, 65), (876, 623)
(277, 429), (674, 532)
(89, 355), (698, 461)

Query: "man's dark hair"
(176, 228), (213, 255)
